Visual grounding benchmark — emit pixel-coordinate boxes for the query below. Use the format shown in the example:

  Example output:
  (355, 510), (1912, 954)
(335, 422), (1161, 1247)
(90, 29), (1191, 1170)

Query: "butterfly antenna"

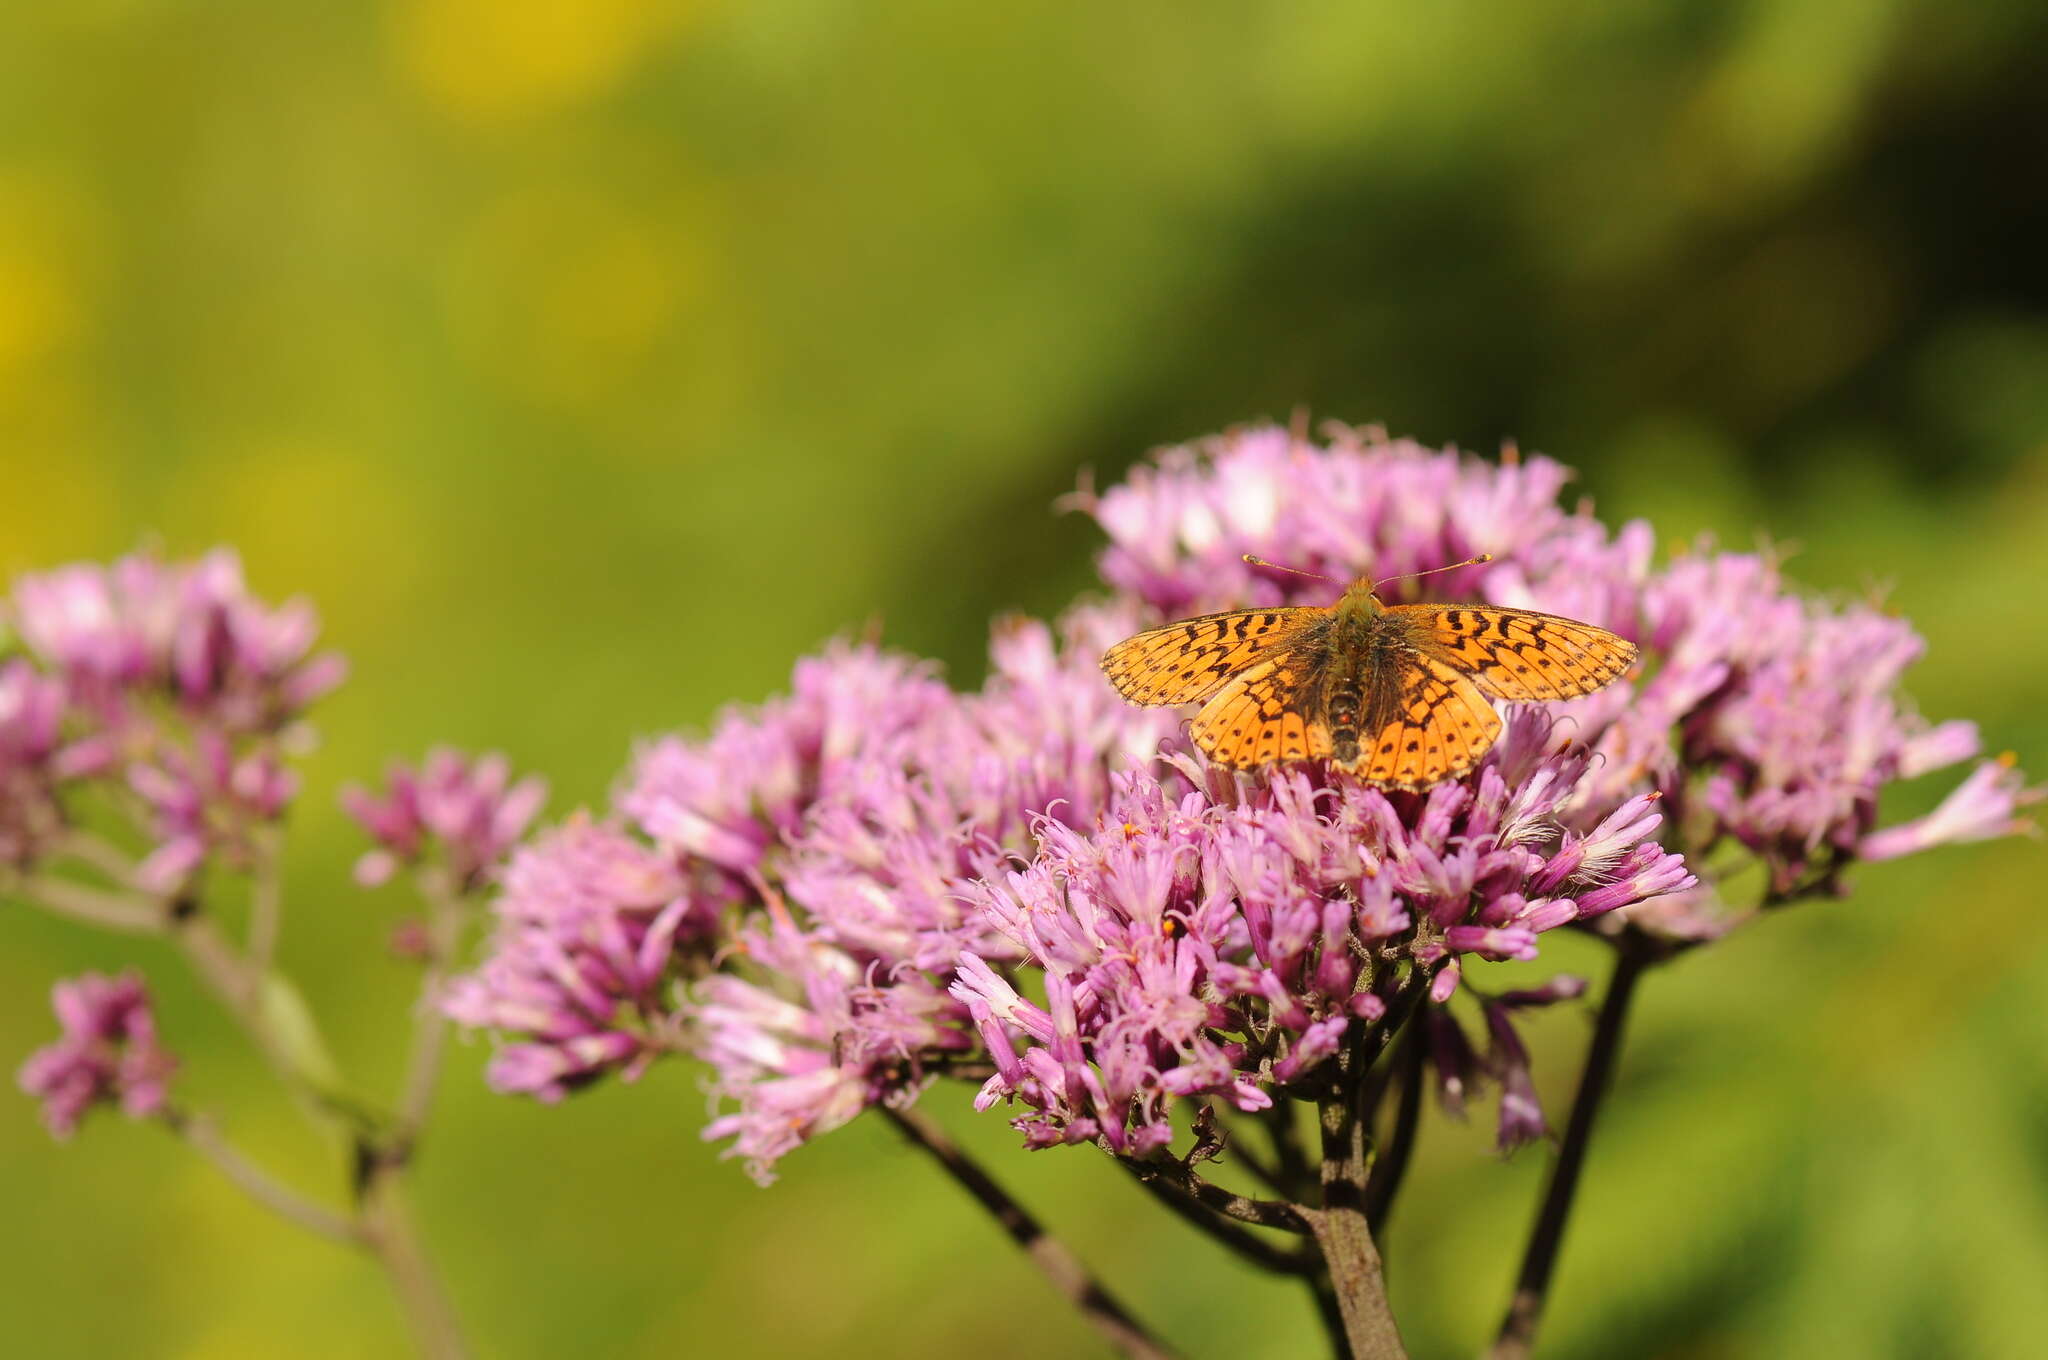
(1243, 555), (1342, 584)
(1373, 553), (1494, 592)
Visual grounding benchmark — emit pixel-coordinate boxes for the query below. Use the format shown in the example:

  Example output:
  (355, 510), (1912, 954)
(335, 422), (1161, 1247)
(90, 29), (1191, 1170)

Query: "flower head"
(17, 971), (176, 1138)
(0, 547), (346, 886)
(0, 659), (71, 868)
(1859, 754), (2040, 862)
(450, 618), (1182, 1175)
(343, 748), (548, 890)
(442, 815), (699, 1101)
(1081, 426), (1585, 617)
(955, 724), (1691, 1152)
(9, 547), (343, 733)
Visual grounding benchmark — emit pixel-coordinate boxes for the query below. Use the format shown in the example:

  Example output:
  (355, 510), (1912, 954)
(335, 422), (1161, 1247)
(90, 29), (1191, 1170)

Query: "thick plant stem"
(1310, 1090), (1408, 1360)
(1306, 1271), (1352, 1360)
(1490, 944), (1651, 1360)
(1306, 983), (1421, 1360)
(882, 1105), (1178, 1360)
(1306, 1206), (1403, 1360)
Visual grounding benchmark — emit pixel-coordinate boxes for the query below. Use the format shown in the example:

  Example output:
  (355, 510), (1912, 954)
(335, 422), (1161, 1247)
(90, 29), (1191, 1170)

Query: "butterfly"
(1100, 555), (1637, 790)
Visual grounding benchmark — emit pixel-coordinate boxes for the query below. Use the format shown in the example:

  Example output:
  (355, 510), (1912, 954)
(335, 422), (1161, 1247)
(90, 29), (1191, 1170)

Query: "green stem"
(1307, 1093), (1407, 1360)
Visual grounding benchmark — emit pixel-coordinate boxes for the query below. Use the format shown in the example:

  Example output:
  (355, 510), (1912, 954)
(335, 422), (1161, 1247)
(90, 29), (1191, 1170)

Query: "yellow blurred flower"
(387, 0), (699, 124)
(439, 182), (703, 408)
(0, 174), (90, 383)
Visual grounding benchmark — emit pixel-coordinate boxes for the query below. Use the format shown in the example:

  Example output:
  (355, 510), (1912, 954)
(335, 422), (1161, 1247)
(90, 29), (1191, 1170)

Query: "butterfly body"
(1101, 578), (1636, 791)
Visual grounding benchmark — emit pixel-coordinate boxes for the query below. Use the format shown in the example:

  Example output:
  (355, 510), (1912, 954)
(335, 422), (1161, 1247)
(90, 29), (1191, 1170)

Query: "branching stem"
(1490, 942), (1652, 1359)
(1365, 1020), (1426, 1235)
(166, 1108), (362, 1246)
(17, 875), (162, 934)
(883, 1104), (1178, 1360)
(1114, 1155), (1320, 1276)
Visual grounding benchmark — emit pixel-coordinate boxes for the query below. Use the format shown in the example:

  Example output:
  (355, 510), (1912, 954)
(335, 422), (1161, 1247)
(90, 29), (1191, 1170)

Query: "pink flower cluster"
(1086, 425), (2038, 931)
(343, 748), (548, 892)
(955, 724), (1687, 1152)
(16, 971), (176, 1138)
(439, 424), (2033, 1179)
(0, 548), (345, 890)
(443, 622), (1182, 1166)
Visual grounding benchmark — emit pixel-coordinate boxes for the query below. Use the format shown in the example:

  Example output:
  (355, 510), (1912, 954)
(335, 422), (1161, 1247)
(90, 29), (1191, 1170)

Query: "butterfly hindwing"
(1100, 607), (1322, 707)
(1399, 604), (1636, 703)
(1188, 657), (1333, 769)
(1348, 648), (1502, 789)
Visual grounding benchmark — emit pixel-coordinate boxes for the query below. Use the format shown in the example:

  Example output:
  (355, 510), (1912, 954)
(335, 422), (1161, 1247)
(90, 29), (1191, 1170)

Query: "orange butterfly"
(1100, 555), (1637, 790)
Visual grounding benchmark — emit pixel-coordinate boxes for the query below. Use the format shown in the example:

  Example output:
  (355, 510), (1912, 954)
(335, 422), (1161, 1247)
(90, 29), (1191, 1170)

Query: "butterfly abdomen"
(1317, 612), (1381, 766)
(1326, 686), (1367, 764)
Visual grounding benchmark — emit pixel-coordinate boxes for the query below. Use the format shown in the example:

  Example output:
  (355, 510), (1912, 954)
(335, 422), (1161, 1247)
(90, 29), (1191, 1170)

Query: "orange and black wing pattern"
(1102, 590), (1634, 789)
(1100, 607), (1322, 707)
(1344, 648), (1503, 789)
(1186, 656), (1334, 769)
(1397, 604), (1636, 703)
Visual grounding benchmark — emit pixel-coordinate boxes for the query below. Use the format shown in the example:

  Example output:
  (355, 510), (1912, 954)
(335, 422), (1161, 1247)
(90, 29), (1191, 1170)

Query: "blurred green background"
(3, 2), (2045, 1356)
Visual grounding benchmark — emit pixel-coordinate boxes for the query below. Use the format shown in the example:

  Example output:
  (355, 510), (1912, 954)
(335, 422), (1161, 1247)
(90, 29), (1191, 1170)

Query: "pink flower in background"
(128, 731), (299, 893)
(441, 816), (698, 1101)
(343, 748), (548, 890)
(17, 972), (176, 1139)
(1860, 754), (2040, 861)
(0, 659), (71, 868)
(1078, 426), (1587, 618)
(9, 547), (344, 733)
(0, 547), (349, 888)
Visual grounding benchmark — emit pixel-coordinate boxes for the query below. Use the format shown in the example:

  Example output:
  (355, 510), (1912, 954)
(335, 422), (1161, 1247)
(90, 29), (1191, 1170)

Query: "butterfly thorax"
(1333, 578), (1384, 625)
(1319, 582), (1408, 764)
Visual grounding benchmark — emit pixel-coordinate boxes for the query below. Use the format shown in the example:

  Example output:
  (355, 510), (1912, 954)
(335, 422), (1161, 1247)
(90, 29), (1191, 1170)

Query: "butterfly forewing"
(1399, 605), (1636, 703)
(1100, 607), (1323, 707)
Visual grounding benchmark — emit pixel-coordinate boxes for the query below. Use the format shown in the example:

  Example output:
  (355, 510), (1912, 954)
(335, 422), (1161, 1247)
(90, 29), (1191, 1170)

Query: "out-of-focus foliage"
(1, 3), (2043, 1357)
